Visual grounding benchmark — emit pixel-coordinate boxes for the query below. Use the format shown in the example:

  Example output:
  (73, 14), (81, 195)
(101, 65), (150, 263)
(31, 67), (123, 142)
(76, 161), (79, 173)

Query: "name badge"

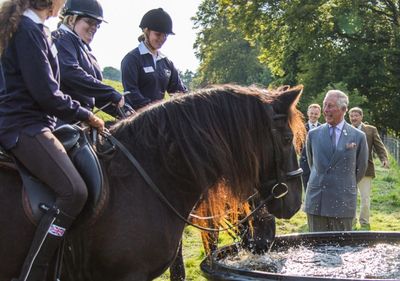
(143, 66), (154, 73)
(50, 44), (58, 58)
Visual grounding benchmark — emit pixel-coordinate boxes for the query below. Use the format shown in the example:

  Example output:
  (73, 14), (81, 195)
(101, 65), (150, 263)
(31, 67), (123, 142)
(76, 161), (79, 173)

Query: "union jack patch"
(48, 224), (66, 237)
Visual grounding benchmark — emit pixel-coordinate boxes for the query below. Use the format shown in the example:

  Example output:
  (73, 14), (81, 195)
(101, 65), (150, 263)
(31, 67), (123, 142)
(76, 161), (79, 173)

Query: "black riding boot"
(12, 206), (75, 281)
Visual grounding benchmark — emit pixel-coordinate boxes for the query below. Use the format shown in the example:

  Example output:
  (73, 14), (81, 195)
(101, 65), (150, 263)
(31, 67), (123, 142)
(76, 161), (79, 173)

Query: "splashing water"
(221, 243), (400, 279)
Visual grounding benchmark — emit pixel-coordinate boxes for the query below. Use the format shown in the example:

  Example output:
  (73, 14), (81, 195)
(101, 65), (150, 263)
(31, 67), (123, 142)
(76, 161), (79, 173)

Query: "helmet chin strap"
(144, 40), (157, 54)
(143, 29), (158, 54)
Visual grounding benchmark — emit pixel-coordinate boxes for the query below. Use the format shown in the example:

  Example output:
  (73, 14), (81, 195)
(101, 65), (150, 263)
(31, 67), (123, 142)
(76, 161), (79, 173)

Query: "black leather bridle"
(99, 108), (302, 232)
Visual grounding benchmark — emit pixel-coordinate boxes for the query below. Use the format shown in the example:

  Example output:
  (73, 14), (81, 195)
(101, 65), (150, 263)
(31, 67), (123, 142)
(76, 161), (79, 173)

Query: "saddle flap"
(15, 159), (56, 223)
(53, 124), (80, 151)
(14, 126), (107, 224)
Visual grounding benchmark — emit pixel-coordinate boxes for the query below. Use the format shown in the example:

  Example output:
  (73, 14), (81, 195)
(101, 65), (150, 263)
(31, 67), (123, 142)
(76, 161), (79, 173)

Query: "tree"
(218, 0), (400, 132)
(179, 70), (195, 91)
(102, 66), (121, 82)
(192, 0), (273, 88)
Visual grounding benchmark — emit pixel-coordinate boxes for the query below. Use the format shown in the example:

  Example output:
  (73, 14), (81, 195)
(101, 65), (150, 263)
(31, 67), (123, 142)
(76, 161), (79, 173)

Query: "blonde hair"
(307, 103), (321, 111)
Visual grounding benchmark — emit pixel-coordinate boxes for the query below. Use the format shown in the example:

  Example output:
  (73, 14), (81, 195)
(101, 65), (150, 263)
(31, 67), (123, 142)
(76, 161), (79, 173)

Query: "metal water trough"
(200, 231), (400, 281)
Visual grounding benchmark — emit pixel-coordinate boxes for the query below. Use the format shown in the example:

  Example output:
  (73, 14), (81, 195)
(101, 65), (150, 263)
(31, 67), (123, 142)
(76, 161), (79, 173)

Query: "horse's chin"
(268, 192), (302, 219)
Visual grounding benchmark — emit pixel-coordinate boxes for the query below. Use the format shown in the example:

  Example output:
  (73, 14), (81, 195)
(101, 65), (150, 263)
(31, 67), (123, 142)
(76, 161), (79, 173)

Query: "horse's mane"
(110, 84), (304, 227)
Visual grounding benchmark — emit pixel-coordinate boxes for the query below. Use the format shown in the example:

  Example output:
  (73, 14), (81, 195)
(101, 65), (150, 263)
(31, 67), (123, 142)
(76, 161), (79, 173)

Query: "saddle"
(0, 125), (109, 224)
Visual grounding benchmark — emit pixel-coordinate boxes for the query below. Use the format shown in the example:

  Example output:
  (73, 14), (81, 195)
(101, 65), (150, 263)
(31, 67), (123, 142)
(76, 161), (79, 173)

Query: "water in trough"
(201, 231), (400, 281)
(221, 242), (400, 279)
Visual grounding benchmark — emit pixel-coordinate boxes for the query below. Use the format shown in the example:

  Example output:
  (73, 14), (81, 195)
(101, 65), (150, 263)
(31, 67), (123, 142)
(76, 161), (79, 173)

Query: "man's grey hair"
(324, 90), (349, 110)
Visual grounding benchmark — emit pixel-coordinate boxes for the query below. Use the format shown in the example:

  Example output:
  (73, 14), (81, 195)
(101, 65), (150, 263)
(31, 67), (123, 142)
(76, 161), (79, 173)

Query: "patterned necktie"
(331, 126), (336, 150)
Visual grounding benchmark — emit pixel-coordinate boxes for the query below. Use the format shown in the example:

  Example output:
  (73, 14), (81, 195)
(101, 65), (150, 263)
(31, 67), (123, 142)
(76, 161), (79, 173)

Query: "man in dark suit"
(349, 107), (389, 229)
(299, 104), (321, 192)
(305, 90), (368, 231)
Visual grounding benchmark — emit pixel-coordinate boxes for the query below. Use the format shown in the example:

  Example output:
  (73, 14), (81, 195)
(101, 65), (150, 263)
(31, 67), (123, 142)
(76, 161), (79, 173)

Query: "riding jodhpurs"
(11, 131), (88, 281)
(11, 131), (88, 217)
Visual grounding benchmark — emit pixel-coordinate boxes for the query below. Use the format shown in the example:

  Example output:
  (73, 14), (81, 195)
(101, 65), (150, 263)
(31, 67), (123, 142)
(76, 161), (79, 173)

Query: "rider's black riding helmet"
(62, 0), (107, 23)
(139, 8), (174, 35)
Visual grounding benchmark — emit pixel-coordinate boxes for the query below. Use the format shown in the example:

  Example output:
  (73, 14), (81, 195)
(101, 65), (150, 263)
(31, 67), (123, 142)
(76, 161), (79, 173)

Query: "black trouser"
(11, 131), (88, 217)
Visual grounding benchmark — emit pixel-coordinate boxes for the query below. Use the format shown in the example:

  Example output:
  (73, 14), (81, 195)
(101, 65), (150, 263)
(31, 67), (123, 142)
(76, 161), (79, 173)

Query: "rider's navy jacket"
(52, 25), (122, 114)
(0, 12), (91, 149)
(121, 42), (187, 109)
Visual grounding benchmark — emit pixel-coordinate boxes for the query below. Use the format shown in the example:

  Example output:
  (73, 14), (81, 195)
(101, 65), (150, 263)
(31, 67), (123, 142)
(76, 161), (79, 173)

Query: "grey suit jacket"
(304, 122), (368, 218)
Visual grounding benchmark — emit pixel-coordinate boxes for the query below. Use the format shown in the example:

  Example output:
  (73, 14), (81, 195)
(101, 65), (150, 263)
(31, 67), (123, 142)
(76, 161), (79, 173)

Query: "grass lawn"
(156, 157), (400, 281)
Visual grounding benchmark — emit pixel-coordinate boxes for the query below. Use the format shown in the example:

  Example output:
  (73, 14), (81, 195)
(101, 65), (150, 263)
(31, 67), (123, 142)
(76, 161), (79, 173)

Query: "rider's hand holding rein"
(87, 113), (105, 132)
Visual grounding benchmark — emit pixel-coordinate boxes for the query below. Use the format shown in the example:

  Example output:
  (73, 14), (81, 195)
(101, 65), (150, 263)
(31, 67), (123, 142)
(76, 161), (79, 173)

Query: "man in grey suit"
(305, 90), (368, 231)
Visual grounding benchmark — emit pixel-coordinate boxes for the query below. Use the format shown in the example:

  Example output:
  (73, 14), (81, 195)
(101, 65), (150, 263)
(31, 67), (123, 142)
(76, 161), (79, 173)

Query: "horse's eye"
(284, 135), (293, 143)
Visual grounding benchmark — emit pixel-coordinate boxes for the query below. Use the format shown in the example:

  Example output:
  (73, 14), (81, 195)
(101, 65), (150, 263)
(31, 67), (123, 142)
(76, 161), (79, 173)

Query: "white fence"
(384, 136), (400, 165)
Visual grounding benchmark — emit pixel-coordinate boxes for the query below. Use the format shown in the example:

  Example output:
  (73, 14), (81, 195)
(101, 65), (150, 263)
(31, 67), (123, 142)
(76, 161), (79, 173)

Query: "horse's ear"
(275, 85), (303, 114)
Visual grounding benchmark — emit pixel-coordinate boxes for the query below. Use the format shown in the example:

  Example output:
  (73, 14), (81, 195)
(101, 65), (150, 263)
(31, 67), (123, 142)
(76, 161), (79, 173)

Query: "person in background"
(304, 90), (368, 232)
(0, 0), (104, 280)
(121, 8), (187, 110)
(349, 107), (389, 230)
(52, 0), (131, 122)
(299, 104), (321, 192)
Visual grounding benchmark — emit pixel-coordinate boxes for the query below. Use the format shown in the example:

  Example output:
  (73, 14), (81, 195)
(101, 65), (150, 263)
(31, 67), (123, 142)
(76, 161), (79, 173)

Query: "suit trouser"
(307, 214), (353, 232)
(357, 176), (373, 225)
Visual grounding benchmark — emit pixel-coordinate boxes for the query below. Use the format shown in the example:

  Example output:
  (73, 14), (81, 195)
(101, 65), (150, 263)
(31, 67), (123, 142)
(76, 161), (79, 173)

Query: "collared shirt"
(23, 9), (45, 24)
(328, 119), (345, 147)
(121, 41), (187, 110)
(138, 41), (166, 68)
(308, 121), (318, 130)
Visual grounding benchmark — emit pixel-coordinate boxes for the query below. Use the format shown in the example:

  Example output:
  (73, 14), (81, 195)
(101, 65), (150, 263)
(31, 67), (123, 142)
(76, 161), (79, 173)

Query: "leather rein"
(99, 110), (302, 232)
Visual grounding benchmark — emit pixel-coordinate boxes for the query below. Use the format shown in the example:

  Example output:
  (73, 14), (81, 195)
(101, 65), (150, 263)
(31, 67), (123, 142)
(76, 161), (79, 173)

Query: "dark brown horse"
(0, 84), (305, 281)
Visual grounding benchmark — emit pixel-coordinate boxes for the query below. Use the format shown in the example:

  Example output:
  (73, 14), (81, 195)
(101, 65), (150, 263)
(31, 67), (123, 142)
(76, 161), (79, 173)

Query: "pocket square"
(346, 142), (357, 149)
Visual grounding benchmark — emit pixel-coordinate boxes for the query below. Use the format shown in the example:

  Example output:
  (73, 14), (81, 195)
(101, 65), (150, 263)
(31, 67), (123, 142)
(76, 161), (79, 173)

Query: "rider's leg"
(11, 131), (88, 281)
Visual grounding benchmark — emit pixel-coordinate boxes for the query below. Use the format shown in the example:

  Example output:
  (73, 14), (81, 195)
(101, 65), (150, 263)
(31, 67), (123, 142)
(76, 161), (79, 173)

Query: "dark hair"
(0, 0), (52, 54)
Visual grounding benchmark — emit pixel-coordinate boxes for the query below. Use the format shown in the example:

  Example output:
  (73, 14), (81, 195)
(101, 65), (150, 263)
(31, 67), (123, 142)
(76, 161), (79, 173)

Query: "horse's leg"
(0, 169), (36, 281)
(169, 240), (185, 281)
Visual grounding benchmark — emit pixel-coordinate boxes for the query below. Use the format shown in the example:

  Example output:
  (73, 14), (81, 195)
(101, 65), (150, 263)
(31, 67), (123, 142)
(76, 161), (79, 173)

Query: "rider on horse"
(52, 0), (134, 123)
(0, 0), (104, 280)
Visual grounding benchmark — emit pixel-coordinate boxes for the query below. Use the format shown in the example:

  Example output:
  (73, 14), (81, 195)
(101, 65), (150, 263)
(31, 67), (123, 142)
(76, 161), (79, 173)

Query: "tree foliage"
(102, 66), (121, 82)
(214, 0), (400, 132)
(192, 0), (272, 88)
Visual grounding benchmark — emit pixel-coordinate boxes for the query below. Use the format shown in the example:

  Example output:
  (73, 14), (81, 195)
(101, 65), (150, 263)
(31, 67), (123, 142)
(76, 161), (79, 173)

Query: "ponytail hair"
(0, 0), (53, 54)
(137, 34), (145, 42)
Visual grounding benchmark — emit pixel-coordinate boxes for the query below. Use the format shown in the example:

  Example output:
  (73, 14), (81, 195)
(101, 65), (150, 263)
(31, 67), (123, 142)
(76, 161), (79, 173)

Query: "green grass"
(156, 156), (400, 281)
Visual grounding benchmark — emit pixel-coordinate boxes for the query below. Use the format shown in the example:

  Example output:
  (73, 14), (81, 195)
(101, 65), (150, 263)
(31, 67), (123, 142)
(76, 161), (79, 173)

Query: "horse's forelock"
(286, 107), (305, 153)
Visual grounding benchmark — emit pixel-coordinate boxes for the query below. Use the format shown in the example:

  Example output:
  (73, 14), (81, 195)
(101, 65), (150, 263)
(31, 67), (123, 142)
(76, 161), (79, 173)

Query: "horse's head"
(258, 85), (305, 219)
(240, 204), (276, 254)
